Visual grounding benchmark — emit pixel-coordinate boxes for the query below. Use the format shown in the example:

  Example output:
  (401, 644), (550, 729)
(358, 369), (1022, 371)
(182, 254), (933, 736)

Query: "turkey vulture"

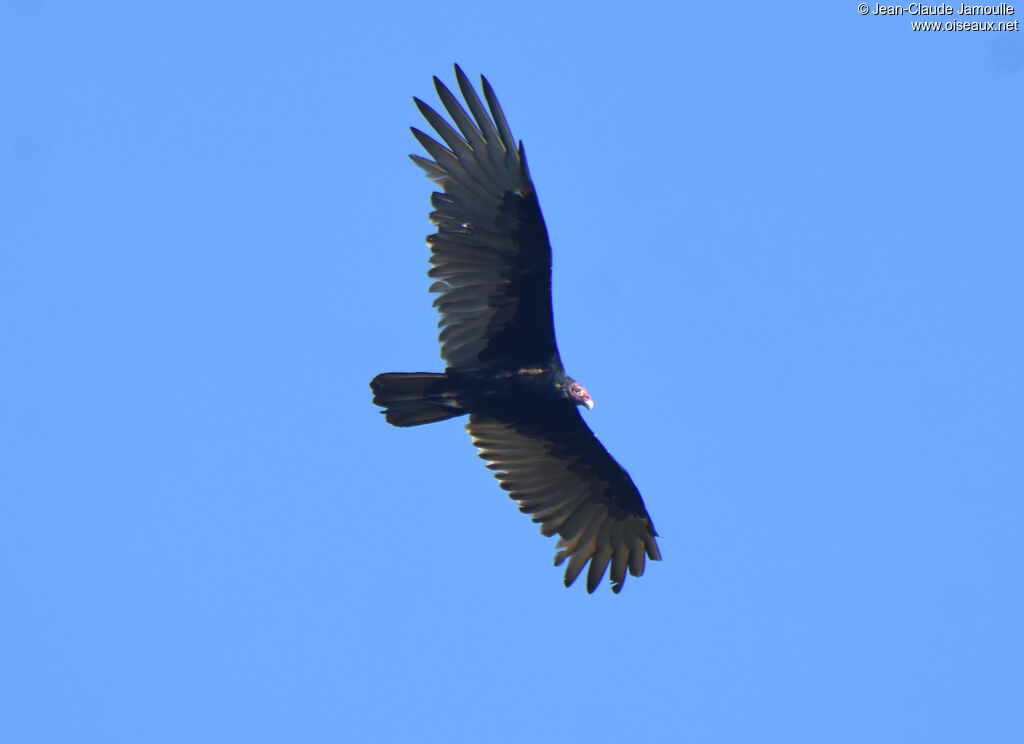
(370, 66), (660, 593)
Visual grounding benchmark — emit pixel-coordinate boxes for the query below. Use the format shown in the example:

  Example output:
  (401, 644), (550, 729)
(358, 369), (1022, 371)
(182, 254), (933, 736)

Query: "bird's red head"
(568, 381), (594, 410)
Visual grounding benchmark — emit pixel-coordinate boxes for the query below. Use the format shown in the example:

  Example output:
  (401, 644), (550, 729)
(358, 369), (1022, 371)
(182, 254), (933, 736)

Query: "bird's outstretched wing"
(412, 65), (560, 371)
(467, 411), (661, 593)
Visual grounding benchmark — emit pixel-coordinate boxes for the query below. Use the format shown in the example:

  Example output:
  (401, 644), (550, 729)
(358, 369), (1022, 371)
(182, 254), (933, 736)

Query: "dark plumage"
(370, 66), (660, 593)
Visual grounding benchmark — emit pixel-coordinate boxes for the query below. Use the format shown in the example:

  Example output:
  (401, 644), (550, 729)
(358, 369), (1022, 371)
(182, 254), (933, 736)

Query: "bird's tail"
(370, 372), (465, 427)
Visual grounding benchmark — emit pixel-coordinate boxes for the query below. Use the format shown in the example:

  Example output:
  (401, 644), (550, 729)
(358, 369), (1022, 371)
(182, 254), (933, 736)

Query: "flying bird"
(370, 66), (660, 593)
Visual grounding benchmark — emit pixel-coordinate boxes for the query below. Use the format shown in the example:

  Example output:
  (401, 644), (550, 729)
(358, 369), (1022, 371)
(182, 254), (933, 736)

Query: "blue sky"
(2, 2), (1022, 742)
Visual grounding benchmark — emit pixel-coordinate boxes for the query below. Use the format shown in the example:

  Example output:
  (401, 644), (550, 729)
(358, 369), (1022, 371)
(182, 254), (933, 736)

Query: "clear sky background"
(2, 2), (1022, 742)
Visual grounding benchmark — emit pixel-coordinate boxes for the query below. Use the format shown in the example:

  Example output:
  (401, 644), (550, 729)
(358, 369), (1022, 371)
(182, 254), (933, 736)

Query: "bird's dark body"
(454, 366), (568, 415)
(370, 66), (660, 593)
(371, 365), (571, 426)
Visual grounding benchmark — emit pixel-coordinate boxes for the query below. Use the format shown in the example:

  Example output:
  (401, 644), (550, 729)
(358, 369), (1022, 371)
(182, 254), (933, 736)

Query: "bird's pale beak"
(583, 397), (595, 410)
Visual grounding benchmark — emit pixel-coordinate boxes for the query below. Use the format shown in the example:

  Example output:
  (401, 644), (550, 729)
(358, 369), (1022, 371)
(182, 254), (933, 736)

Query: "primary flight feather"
(370, 66), (660, 593)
